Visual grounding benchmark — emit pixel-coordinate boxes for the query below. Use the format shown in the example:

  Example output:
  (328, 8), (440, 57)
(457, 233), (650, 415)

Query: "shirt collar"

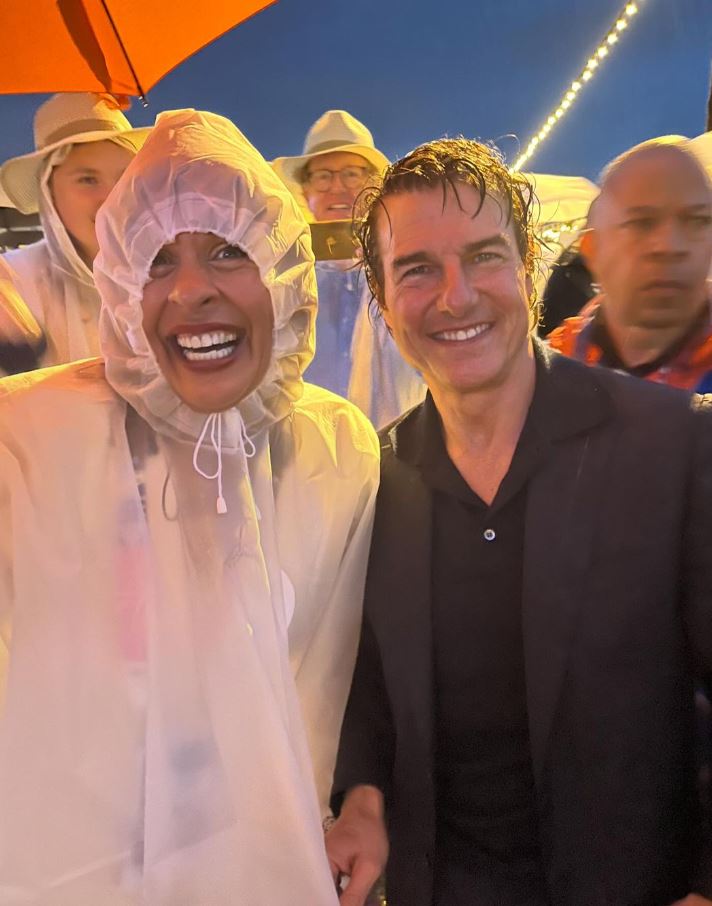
(389, 339), (613, 470)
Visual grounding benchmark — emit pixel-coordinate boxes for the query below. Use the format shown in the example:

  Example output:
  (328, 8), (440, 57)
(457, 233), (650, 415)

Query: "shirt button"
(483, 528), (496, 542)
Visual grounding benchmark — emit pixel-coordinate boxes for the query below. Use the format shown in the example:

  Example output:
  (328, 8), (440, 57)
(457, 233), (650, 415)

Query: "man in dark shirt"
(326, 138), (712, 906)
(424, 387), (547, 903)
(548, 139), (712, 391)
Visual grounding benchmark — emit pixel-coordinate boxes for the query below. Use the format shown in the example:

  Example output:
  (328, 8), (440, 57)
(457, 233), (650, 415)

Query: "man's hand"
(671, 896), (712, 905)
(325, 785), (389, 906)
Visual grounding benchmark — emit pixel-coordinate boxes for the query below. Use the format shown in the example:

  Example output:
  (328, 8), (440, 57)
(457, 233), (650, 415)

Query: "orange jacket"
(547, 295), (712, 393)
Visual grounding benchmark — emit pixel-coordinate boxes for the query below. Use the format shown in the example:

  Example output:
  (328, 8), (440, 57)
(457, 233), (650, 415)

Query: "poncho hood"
(94, 109), (317, 448)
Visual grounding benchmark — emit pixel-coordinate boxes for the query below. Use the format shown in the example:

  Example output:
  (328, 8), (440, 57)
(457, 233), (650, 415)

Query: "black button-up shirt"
(417, 381), (549, 901)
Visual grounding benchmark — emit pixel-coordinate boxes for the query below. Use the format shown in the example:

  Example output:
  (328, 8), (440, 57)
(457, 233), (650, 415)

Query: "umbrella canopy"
(1, 0), (276, 98)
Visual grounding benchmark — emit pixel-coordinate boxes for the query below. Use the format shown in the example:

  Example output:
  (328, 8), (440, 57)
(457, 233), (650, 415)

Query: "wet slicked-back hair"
(354, 137), (540, 318)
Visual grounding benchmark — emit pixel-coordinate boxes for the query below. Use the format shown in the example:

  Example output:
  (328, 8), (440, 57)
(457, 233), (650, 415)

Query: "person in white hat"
(0, 92), (150, 371)
(273, 110), (424, 427)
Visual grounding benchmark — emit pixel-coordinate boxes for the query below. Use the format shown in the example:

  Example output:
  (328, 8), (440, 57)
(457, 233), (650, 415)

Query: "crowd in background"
(0, 91), (711, 905)
(0, 94), (711, 416)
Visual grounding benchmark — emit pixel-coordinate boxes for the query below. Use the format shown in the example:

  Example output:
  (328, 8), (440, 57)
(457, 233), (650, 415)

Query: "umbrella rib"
(98, 0), (148, 103)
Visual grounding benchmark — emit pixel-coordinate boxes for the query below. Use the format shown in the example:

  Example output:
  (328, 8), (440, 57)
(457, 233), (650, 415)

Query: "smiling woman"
(0, 109), (379, 905)
(141, 232), (274, 412)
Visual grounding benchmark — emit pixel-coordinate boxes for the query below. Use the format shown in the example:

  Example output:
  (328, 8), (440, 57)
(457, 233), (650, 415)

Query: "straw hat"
(0, 93), (151, 214)
(272, 110), (389, 187)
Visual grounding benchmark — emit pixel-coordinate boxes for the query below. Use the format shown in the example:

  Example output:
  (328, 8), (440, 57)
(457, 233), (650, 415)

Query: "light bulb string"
(512, 1), (646, 172)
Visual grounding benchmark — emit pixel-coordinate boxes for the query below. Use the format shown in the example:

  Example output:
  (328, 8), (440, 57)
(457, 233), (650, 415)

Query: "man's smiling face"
(302, 150), (371, 222)
(377, 182), (534, 397)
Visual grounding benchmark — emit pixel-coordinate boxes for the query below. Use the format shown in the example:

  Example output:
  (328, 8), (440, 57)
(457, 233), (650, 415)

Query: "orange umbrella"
(1, 0), (277, 100)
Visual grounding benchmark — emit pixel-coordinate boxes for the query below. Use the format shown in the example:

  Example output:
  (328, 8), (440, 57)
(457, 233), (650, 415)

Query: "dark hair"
(354, 137), (540, 322)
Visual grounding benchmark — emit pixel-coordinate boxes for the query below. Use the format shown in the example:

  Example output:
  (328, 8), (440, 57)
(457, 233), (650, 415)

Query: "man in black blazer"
(326, 138), (712, 906)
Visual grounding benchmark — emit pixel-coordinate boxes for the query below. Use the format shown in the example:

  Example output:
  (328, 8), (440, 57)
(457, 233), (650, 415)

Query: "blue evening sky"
(0, 0), (709, 182)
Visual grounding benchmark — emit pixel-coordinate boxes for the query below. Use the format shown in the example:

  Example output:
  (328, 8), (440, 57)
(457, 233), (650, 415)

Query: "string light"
(538, 217), (588, 246)
(513, 0), (646, 171)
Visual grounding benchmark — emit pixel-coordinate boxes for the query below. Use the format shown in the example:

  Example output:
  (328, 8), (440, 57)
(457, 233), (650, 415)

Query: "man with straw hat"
(0, 92), (150, 371)
(273, 110), (424, 426)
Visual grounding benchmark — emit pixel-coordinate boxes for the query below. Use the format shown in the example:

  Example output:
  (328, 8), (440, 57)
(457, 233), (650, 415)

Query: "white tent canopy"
(526, 172), (599, 294)
(528, 173), (599, 227)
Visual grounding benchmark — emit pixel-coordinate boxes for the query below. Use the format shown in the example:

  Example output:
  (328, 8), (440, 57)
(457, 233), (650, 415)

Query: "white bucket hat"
(272, 109), (389, 187)
(0, 92), (151, 215)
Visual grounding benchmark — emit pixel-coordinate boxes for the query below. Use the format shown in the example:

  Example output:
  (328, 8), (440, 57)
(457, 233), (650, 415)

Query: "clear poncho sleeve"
(0, 442), (18, 712)
(280, 397), (380, 815)
(0, 258), (42, 347)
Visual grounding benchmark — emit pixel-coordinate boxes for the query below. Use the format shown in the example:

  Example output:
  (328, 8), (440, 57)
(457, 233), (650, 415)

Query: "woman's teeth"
(175, 330), (239, 360)
(183, 346), (234, 361)
(176, 330), (238, 349)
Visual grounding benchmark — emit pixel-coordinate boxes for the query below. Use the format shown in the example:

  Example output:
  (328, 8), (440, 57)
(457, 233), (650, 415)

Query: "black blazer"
(333, 347), (712, 906)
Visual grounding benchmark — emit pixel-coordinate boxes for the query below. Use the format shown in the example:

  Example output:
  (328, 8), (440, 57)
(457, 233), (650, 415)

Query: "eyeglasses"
(305, 165), (371, 193)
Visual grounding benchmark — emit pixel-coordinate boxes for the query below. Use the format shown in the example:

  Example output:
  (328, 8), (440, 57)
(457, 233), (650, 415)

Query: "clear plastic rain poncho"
(0, 110), (379, 904)
(309, 261), (426, 428)
(2, 136), (139, 366)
